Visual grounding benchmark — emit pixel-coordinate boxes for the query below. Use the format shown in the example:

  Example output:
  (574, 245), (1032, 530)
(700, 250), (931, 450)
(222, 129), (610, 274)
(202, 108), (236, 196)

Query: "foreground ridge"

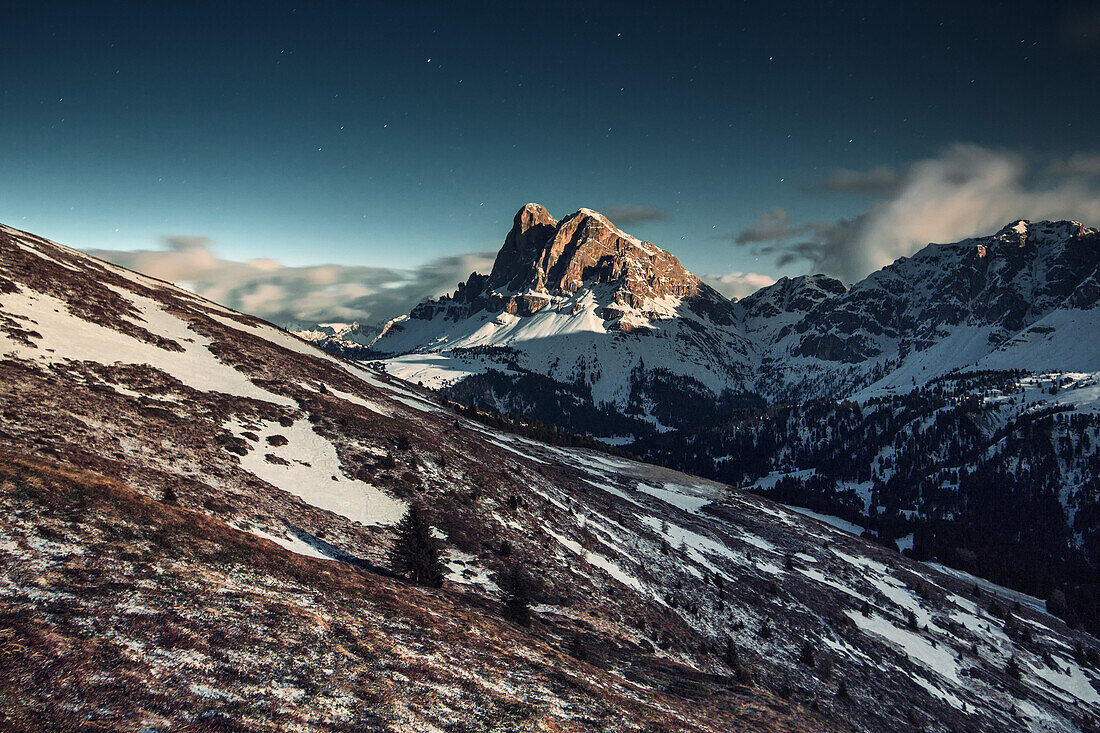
(1, 222), (1099, 731)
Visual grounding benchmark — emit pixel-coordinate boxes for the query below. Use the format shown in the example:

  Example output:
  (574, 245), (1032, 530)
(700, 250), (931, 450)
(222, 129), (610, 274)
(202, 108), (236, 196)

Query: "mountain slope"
(2, 222), (1100, 731)
(369, 205), (755, 433)
(769, 220), (1100, 401)
(367, 206), (1099, 433)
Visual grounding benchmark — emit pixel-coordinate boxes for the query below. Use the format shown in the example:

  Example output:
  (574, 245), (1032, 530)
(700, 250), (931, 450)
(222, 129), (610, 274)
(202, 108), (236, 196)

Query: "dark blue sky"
(2, 0), (1098, 283)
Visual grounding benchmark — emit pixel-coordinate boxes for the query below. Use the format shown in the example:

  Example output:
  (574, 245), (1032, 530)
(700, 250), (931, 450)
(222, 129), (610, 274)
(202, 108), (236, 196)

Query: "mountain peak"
(483, 205), (706, 311)
(993, 218), (1096, 243)
(487, 204), (559, 291)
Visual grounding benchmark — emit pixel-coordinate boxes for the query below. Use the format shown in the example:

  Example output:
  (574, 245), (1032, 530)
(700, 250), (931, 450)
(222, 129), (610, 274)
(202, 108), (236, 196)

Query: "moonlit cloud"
(700, 271), (777, 300)
(85, 239), (494, 327)
(1048, 153), (1100, 177)
(735, 144), (1100, 282)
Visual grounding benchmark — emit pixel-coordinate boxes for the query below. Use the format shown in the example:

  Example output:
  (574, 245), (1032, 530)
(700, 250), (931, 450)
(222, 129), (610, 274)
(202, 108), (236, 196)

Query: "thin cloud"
(814, 166), (902, 196)
(733, 208), (811, 244)
(1048, 152), (1100, 177)
(700, 271), (776, 300)
(733, 144), (1100, 282)
(603, 205), (667, 226)
(86, 239), (494, 328)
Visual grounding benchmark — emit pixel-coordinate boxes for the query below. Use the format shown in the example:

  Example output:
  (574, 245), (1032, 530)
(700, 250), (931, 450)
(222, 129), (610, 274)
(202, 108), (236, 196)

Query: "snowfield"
(226, 416), (407, 527)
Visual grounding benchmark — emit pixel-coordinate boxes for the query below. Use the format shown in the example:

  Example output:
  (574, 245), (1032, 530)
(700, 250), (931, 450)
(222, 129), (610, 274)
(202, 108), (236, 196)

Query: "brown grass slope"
(0, 454), (823, 732)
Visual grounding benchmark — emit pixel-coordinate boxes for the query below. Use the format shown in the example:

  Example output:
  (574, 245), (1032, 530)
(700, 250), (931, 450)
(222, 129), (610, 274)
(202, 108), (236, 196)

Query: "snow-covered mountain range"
(365, 203), (752, 426)
(365, 206), (1099, 434)
(5, 221), (1100, 730)
(292, 320), (380, 358)
(358, 206), (1100, 640)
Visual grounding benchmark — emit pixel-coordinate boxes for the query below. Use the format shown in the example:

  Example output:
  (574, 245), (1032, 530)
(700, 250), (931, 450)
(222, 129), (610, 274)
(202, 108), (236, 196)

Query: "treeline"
(633, 371), (1100, 635)
(447, 398), (635, 458)
(443, 368), (653, 442)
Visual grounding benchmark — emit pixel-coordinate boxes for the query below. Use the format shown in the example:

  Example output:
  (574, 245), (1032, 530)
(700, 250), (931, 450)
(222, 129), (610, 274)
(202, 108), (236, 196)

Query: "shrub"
(723, 639), (754, 686)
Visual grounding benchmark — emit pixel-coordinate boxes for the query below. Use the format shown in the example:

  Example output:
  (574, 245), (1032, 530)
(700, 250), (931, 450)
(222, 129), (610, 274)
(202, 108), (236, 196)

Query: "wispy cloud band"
(86, 238), (494, 327)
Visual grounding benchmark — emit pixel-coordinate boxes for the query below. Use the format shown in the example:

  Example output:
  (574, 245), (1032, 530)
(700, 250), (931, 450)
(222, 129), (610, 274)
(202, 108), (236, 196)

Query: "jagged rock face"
(788, 220), (1100, 364)
(486, 203), (558, 292)
(458, 204), (727, 317)
(524, 209), (704, 305)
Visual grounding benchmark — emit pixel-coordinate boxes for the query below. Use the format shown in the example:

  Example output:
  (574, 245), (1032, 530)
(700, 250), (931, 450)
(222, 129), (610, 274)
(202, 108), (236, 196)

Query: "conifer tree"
(389, 503), (445, 587)
(502, 562), (532, 627)
(800, 639), (816, 667)
(723, 638), (754, 685)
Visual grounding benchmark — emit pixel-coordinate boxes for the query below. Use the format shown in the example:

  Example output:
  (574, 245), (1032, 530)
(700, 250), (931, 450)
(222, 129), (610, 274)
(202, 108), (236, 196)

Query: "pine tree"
(502, 563), (532, 627)
(723, 638), (754, 685)
(388, 503), (445, 587)
(800, 639), (816, 668)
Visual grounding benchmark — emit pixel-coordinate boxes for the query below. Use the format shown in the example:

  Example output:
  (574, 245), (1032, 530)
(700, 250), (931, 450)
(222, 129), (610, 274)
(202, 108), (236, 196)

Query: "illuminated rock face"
(479, 203), (730, 316)
(370, 208), (1099, 438)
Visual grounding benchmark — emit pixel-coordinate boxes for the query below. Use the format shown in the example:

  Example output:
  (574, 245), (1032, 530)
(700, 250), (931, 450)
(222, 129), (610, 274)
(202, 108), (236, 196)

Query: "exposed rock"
(426, 204), (735, 324)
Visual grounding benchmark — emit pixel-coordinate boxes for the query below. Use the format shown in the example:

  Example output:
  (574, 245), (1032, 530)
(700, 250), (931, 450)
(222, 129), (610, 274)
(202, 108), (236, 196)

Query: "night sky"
(3, 1), (1099, 322)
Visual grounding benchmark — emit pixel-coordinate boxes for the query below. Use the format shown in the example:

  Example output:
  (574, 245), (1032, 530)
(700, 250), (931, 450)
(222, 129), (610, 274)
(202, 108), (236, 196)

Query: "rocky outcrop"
(514, 208), (706, 307)
(408, 203), (737, 324)
(486, 203), (558, 292)
(788, 219), (1100, 363)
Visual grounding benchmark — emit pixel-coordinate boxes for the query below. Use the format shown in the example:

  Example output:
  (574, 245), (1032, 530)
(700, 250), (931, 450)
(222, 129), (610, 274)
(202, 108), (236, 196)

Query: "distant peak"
(474, 203), (708, 310)
(994, 219), (1095, 242)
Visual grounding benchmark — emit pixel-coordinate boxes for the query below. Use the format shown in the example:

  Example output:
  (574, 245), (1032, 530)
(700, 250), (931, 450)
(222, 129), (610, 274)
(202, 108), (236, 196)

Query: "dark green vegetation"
(388, 503), (446, 587)
(635, 371), (1100, 635)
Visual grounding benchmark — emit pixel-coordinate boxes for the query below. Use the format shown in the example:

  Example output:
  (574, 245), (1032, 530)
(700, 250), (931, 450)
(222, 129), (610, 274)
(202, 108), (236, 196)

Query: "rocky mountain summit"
(4, 222), (1100, 731)
(770, 219), (1100, 396)
(369, 206), (1099, 433)
(412, 203), (736, 327)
